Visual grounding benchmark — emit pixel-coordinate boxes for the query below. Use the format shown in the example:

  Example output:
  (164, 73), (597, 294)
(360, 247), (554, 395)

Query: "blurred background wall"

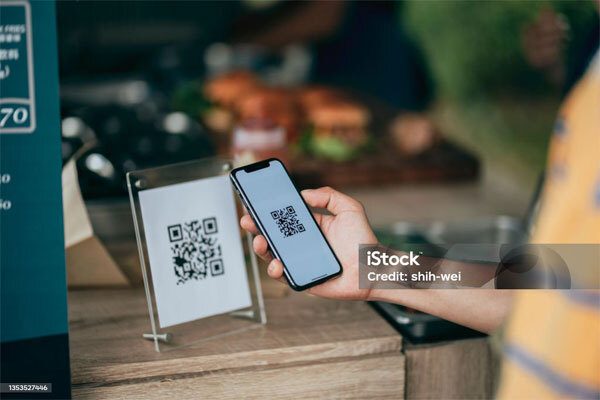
(54, 0), (599, 207)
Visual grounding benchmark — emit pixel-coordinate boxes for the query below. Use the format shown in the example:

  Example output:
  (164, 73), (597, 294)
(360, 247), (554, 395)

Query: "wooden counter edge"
(73, 353), (406, 400)
(72, 335), (403, 386)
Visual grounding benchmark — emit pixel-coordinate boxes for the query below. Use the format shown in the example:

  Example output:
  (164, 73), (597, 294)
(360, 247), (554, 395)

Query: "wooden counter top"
(69, 289), (405, 399)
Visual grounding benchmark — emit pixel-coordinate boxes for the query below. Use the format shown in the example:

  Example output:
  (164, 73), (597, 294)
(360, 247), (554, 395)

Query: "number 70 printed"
(0, 106), (30, 129)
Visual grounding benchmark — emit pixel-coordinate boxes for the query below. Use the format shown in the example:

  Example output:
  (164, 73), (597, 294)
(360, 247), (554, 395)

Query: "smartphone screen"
(230, 159), (342, 290)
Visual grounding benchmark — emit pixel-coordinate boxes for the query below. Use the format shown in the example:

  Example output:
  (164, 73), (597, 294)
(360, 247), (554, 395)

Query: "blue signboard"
(0, 1), (71, 398)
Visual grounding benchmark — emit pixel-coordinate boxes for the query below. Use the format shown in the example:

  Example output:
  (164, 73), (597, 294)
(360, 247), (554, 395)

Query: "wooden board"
(404, 338), (500, 400)
(69, 289), (404, 398)
(291, 141), (479, 189)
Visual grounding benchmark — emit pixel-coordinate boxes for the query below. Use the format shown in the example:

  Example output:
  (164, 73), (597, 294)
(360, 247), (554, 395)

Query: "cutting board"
(291, 140), (479, 188)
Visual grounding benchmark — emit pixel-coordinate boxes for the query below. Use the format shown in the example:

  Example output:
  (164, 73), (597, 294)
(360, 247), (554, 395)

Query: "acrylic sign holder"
(127, 158), (266, 352)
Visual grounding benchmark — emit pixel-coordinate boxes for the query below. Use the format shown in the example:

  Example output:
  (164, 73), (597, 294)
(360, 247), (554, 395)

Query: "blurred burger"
(389, 113), (439, 156)
(235, 87), (301, 142)
(305, 100), (370, 162)
(297, 86), (345, 112)
(203, 70), (261, 133)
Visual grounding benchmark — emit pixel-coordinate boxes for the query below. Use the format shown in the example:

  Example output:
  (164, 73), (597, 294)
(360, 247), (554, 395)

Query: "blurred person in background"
(522, 5), (599, 94)
(233, 0), (436, 152)
(235, 1), (433, 111)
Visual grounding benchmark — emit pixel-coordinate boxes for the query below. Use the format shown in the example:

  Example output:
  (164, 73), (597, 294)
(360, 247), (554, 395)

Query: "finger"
(312, 211), (324, 225)
(240, 214), (260, 235)
(253, 235), (272, 262)
(311, 211), (336, 233)
(266, 259), (284, 280)
(302, 186), (364, 215)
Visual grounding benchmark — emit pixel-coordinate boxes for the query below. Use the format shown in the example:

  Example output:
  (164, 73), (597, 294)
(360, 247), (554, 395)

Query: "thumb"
(301, 186), (364, 215)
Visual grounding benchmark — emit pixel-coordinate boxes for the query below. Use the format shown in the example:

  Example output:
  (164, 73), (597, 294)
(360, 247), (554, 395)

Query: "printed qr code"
(271, 205), (305, 237)
(168, 217), (224, 285)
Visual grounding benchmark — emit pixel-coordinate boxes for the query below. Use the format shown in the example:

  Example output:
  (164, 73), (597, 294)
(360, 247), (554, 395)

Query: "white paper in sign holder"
(139, 175), (252, 328)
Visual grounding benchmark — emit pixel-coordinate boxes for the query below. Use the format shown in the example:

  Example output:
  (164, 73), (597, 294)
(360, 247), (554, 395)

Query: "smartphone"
(230, 158), (343, 291)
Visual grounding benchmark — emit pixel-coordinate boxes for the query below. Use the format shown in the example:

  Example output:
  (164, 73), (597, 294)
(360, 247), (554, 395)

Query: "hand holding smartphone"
(230, 159), (343, 291)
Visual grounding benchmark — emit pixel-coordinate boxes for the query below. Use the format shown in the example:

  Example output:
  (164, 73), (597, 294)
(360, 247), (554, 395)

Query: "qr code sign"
(168, 217), (224, 285)
(271, 206), (305, 237)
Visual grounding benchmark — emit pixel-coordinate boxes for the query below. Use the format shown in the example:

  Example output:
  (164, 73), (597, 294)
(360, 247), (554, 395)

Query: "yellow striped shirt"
(497, 53), (600, 399)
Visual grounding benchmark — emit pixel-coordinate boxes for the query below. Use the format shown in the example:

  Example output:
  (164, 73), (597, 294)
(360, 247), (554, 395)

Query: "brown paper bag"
(62, 160), (129, 287)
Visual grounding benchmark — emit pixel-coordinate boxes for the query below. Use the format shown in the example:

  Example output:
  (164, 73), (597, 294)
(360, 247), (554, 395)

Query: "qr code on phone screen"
(271, 206), (305, 237)
(167, 218), (224, 285)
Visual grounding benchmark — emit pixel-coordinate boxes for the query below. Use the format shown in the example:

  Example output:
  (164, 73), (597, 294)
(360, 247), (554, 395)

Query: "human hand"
(240, 186), (378, 300)
(388, 112), (439, 156)
(522, 7), (569, 85)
